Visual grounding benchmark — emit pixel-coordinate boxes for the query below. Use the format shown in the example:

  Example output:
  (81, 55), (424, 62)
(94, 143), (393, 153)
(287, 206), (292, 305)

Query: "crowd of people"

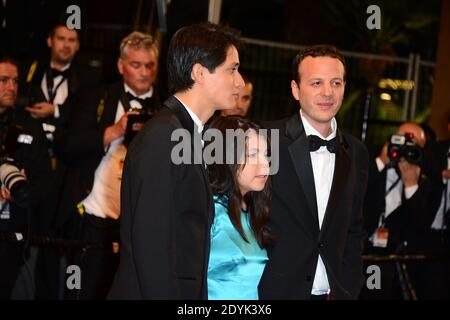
(0, 19), (449, 301)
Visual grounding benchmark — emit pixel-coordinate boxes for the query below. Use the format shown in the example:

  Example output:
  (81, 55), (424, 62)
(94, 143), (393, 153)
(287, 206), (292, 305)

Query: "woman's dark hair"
(167, 22), (241, 94)
(207, 116), (273, 248)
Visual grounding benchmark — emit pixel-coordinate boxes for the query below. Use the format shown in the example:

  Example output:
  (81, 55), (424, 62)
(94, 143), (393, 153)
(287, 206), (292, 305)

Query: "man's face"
(0, 62), (19, 111)
(47, 26), (80, 65)
(396, 123), (426, 147)
(118, 48), (158, 95)
(221, 82), (253, 117)
(203, 45), (245, 111)
(291, 56), (345, 129)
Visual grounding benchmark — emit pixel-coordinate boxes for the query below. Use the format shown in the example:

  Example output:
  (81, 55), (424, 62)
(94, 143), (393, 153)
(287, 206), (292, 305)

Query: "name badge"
(372, 228), (389, 248)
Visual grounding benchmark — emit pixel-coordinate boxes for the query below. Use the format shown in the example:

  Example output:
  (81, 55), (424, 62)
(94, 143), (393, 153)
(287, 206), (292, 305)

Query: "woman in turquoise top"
(207, 116), (274, 300)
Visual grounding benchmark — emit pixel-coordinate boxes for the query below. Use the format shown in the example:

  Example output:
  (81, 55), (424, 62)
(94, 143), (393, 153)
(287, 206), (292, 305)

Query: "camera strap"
(119, 90), (133, 112)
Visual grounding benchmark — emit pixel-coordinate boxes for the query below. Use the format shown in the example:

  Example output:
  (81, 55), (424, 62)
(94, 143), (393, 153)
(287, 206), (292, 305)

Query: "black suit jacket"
(108, 96), (214, 299)
(19, 59), (100, 132)
(363, 156), (439, 255)
(258, 113), (369, 300)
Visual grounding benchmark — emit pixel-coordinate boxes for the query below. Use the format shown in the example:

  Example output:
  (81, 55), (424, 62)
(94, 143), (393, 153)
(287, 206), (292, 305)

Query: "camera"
(0, 157), (30, 208)
(388, 133), (424, 166)
(124, 107), (152, 146)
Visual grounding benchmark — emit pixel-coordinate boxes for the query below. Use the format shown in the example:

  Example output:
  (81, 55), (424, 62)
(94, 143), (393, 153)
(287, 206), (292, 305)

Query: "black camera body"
(388, 133), (424, 166)
(124, 107), (152, 146)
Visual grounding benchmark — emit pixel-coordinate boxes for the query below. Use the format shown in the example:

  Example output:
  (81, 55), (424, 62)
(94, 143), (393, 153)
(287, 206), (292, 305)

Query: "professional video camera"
(0, 123), (31, 208)
(123, 107), (153, 146)
(388, 132), (424, 166)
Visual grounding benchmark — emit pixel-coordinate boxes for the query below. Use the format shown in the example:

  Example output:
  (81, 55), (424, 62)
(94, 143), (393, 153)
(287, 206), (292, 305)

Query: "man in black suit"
(258, 45), (369, 300)
(21, 23), (100, 156)
(57, 31), (160, 299)
(0, 56), (51, 299)
(108, 22), (245, 299)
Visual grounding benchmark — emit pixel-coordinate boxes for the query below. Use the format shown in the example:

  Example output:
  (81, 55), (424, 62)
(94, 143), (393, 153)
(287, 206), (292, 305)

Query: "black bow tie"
(308, 135), (339, 153)
(126, 92), (153, 109)
(48, 67), (68, 78)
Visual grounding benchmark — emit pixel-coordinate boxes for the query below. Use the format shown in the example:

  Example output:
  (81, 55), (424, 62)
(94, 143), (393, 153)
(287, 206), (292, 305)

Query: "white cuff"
(404, 184), (419, 199)
(375, 157), (385, 172)
(54, 104), (60, 118)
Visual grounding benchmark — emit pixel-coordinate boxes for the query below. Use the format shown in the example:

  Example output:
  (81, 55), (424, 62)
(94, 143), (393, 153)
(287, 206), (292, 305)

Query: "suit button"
(306, 275), (312, 281)
(319, 243), (324, 248)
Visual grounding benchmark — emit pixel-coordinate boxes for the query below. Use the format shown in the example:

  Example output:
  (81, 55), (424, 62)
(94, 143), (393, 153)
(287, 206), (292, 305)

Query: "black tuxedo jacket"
(19, 59), (100, 131)
(108, 96), (214, 299)
(258, 113), (369, 300)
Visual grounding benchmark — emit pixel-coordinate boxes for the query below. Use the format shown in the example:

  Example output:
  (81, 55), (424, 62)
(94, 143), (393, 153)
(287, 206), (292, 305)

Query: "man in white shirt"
(259, 45), (369, 300)
(59, 31), (160, 300)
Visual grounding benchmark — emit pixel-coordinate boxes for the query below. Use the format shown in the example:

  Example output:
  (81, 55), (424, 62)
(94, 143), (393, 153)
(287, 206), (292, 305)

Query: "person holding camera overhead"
(57, 31), (160, 300)
(0, 56), (51, 299)
(362, 122), (437, 299)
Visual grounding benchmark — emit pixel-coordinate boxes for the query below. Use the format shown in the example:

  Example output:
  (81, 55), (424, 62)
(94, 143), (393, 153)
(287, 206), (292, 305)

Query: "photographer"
(362, 122), (437, 299)
(56, 31), (160, 299)
(0, 56), (50, 299)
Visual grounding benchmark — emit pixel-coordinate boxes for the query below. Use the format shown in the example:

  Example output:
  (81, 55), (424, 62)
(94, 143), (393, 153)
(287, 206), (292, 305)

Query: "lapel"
(286, 113), (320, 229)
(98, 83), (123, 129)
(319, 129), (351, 238)
(66, 65), (79, 96)
(163, 96), (215, 226)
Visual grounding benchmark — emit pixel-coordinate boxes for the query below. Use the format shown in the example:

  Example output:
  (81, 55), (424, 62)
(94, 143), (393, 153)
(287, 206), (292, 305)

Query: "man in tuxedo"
(258, 45), (369, 300)
(108, 22), (245, 299)
(0, 56), (51, 299)
(57, 31), (160, 299)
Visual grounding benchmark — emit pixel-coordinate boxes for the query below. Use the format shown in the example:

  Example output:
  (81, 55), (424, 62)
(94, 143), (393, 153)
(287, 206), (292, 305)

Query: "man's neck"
(50, 60), (71, 71)
(174, 91), (214, 125)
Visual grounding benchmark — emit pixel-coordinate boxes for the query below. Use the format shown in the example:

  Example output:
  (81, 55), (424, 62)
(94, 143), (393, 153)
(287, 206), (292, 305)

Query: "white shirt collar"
(123, 83), (153, 99)
(50, 61), (71, 72)
(173, 95), (204, 135)
(300, 109), (337, 140)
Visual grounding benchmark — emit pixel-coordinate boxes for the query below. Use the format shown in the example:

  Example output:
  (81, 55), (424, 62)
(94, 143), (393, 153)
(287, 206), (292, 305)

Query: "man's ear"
(117, 58), (124, 75)
(191, 63), (205, 83)
(291, 80), (300, 101)
(47, 36), (52, 49)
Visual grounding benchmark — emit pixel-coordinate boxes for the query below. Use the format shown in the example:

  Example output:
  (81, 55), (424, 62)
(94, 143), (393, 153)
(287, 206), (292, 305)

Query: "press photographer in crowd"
(0, 56), (51, 299)
(361, 122), (439, 299)
(56, 31), (160, 299)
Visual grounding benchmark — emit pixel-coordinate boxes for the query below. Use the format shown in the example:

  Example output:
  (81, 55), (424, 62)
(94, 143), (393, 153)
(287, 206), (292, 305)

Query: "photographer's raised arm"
(103, 111), (139, 148)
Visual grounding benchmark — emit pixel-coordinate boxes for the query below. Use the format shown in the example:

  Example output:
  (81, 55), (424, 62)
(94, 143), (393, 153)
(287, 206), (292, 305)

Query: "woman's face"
(236, 131), (269, 196)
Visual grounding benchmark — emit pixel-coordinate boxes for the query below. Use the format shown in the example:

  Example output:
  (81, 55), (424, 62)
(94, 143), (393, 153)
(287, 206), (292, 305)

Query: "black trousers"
(0, 241), (25, 299)
(64, 212), (119, 300)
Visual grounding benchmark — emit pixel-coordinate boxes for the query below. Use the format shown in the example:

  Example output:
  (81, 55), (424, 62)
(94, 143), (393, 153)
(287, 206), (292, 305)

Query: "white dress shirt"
(300, 109), (336, 296)
(375, 158), (418, 225)
(41, 62), (71, 119)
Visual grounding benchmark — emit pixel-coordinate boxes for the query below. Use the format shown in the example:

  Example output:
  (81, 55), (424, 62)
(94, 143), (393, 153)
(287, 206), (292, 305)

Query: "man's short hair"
(48, 22), (80, 39)
(292, 45), (346, 84)
(0, 56), (19, 69)
(167, 22), (241, 94)
(119, 31), (159, 59)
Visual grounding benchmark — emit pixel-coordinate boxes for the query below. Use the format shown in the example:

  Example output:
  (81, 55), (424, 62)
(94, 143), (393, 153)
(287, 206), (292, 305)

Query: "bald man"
(361, 122), (438, 299)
